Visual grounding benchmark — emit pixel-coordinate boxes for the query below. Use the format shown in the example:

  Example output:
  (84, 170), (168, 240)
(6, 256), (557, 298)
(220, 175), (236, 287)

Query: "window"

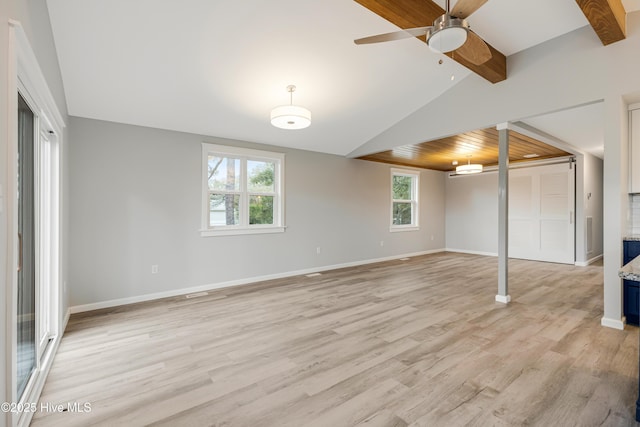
(391, 168), (419, 231)
(201, 143), (285, 236)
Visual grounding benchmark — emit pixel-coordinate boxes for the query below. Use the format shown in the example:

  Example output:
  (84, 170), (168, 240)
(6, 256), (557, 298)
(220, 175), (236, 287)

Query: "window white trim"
(201, 143), (285, 237)
(390, 168), (420, 232)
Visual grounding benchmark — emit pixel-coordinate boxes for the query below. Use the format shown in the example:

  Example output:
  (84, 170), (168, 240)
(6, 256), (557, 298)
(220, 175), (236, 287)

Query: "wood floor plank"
(302, 378), (409, 427)
(301, 337), (419, 396)
(30, 253), (639, 426)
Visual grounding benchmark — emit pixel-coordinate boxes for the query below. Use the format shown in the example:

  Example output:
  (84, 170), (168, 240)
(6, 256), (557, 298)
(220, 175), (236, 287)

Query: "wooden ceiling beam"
(353, 0), (507, 83)
(575, 0), (626, 45)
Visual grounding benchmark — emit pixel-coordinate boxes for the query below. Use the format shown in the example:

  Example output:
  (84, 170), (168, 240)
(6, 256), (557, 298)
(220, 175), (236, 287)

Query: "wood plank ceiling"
(357, 128), (571, 172)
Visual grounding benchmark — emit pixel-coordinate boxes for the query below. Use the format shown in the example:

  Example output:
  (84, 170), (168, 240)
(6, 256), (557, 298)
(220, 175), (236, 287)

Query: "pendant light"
(271, 85), (311, 130)
(456, 156), (483, 174)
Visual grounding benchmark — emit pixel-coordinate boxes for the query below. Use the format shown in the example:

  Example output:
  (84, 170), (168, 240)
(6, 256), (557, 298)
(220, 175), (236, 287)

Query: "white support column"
(601, 96), (626, 329)
(496, 123), (511, 304)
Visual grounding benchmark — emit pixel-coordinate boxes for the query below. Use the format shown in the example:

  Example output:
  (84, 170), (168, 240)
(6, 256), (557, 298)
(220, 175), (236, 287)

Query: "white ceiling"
(521, 102), (605, 159)
(46, 0), (640, 158)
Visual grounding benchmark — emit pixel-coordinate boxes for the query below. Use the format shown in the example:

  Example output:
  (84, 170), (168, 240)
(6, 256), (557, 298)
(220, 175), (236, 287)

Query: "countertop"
(620, 255), (640, 281)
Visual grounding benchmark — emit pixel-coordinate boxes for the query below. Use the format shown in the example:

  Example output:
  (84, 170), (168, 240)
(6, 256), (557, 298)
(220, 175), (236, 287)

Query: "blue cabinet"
(624, 240), (640, 264)
(624, 280), (640, 325)
(623, 240), (640, 326)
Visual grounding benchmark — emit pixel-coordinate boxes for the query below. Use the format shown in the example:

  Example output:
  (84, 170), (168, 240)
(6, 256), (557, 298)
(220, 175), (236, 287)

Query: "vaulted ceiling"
(354, 0), (626, 85)
(46, 0), (638, 164)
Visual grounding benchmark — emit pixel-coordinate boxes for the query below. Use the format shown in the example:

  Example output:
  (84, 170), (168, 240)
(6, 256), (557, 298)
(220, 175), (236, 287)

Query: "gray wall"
(582, 154), (604, 261)
(445, 172), (498, 255)
(68, 117), (446, 308)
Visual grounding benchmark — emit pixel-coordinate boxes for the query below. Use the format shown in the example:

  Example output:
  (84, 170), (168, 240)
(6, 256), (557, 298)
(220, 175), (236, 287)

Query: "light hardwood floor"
(31, 252), (639, 426)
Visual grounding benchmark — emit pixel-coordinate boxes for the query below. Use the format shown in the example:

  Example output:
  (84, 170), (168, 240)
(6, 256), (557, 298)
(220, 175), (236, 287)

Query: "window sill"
(390, 226), (419, 233)
(200, 226), (286, 237)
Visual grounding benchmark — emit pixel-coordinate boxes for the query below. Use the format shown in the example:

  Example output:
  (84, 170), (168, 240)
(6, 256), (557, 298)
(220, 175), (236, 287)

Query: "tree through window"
(391, 168), (419, 231)
(202, 144), (285, 236)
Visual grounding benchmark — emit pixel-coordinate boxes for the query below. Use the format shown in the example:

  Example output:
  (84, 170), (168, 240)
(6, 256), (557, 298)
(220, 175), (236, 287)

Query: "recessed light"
(452, 160), (458, 166)
(523, 153), (539, 158)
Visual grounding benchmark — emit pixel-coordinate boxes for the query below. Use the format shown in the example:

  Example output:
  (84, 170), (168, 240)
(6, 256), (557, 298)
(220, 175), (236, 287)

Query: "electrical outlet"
(430, 235), (434, 241)
(380, 241), (384, 247)
(316, 247), (321, 255)
(151, 265), (159, 274)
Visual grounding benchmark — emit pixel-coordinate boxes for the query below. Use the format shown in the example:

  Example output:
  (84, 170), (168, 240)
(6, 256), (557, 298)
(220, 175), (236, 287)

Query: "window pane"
(393, 175), (412, 200)
(393, 202), (413, 225)
(247, 160), (275, 193)
(249, 195), (274, 225)
(209, 193), (239, 226)
(208, 156), (241, 191)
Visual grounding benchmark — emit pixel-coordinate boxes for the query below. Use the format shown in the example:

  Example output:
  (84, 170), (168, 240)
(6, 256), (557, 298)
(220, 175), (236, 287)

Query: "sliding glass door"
(11, 24), (64, 423)
(17, 93), (37, 399)
(16, 90), (59, 403)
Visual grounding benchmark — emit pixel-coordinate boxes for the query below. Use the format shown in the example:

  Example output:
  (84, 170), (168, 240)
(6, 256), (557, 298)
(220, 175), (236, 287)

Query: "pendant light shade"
(270, 105), (311, 130)
(271, 85), (311, 130)
(456, 156), (483, 174)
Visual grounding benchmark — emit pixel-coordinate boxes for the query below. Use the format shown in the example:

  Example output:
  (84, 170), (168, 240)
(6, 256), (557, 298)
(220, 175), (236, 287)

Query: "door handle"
(17, 232), (22, 272)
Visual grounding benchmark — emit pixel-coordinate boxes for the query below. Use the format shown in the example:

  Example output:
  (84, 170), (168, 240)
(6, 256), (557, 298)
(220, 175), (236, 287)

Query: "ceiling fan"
(354, 0), (492, 66)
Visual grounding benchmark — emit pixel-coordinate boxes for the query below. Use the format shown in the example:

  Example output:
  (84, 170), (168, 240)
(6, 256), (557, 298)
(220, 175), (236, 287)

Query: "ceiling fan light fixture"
(271, 85), (311, 130)
(427, 15), (468, 53)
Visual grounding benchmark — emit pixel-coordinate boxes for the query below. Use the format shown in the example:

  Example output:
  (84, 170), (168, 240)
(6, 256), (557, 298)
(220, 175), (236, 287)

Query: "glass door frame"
(12, 78), (61, 407)
(7, 21), (66, 427)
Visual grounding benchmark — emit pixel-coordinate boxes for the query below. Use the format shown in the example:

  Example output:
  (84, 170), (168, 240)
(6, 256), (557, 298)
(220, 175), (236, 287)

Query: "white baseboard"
(70, 248), (446, 314)
(601, 316), (625, 330)
(575, 254), (603, 267)
(63, 307), (70, 330)
(449, 248), (602, 267)
(495, 294), (511, 304)
(445, 248), (498, 257)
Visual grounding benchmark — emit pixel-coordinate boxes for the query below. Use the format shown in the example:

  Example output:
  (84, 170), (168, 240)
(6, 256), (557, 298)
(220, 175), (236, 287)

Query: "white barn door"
(508, 163), (575, 264)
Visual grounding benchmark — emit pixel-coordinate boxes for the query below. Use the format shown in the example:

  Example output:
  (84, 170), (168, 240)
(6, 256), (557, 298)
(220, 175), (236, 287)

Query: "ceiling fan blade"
(450, 0), (489, 19)
(454, 30), (492, 65)
(354, 26), (431, 45)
